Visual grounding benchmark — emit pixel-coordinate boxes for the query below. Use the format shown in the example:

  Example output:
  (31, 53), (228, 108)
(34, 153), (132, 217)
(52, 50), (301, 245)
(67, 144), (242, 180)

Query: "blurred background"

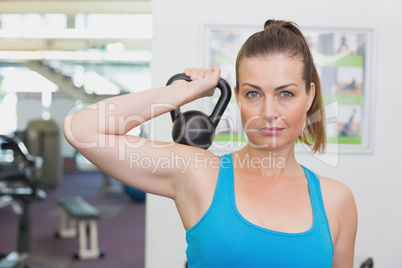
(0, 1), (150, 267)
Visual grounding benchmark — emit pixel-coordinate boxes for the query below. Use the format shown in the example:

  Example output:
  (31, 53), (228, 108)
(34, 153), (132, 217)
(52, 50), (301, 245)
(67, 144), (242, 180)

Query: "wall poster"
(204, 25), (373, 154)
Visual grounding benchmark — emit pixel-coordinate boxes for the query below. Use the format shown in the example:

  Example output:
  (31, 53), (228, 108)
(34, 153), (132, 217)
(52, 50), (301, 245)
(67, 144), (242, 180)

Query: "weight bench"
(55, 196), (104, 260)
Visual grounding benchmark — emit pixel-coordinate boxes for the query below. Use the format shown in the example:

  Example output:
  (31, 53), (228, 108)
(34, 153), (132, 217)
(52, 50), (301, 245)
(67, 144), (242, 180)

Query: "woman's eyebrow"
(275, 83), (298, 91)
(241, 82), (298, 91)
(241, 83), (262, 91)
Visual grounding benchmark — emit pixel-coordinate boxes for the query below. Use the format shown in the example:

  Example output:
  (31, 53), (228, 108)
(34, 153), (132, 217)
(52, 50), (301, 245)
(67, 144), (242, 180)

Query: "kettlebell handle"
(166, 73), (231, 128)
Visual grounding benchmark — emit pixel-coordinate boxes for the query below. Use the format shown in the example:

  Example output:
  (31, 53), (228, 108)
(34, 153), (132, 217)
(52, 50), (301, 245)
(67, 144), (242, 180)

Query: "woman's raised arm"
(62, 63), (220, 199)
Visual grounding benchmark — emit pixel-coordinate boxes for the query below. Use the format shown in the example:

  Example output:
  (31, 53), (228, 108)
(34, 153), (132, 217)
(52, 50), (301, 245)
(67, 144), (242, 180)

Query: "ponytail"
(299, 64), (326, 153)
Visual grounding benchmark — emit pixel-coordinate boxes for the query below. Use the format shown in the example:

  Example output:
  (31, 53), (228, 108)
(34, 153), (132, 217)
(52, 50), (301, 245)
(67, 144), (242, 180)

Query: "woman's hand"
(181, 62), (221, 99)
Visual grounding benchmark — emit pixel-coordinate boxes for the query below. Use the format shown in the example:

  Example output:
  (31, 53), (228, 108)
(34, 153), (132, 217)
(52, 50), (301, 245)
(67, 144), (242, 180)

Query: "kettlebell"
(166, 73), (231, 149)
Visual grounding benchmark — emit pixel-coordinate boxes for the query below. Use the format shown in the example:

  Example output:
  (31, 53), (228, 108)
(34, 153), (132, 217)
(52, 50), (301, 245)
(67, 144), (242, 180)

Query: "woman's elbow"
(62, 115), (77, 147)
(63, 114), (88, 148)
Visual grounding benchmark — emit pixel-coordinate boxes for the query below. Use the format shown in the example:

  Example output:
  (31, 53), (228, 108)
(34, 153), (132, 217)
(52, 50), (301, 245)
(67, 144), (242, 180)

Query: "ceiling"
(0, 0), (151, 15)
(0, 0), (153, 100)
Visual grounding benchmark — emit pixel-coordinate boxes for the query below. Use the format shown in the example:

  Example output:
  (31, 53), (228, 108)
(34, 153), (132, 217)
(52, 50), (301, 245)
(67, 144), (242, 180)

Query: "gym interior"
(0, 0), (401, 267)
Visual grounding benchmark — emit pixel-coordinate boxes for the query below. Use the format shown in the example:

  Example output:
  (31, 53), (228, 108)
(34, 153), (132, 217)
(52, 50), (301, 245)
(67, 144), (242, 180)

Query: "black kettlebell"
(166, 73), (231, 149)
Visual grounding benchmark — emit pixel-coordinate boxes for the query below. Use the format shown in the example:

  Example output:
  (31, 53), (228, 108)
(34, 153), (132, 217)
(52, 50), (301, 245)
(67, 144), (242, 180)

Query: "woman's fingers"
(181, 63), (221, 97)
(184, 67), (213, 80)
(184, 67), (191, 77)
(211, 62), (221, 80)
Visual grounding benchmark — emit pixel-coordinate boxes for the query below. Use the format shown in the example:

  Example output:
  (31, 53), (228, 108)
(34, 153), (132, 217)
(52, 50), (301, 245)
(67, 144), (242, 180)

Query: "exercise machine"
(0, 134), (46, 268)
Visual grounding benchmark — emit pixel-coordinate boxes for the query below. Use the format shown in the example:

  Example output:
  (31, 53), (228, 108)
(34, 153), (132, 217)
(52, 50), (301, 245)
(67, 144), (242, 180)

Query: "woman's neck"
(234, 143), (301, 179)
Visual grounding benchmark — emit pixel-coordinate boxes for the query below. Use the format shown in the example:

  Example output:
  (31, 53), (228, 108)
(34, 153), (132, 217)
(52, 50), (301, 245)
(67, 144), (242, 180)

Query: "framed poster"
(204, 24), (374, 154)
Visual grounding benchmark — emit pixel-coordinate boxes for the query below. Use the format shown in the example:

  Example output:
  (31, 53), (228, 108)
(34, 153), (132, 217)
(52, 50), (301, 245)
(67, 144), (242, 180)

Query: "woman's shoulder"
(317, 175), (354, 201)
(174, 149), (222, 229)
(301, 166), (354, 204)
(316, 174), (357, 219)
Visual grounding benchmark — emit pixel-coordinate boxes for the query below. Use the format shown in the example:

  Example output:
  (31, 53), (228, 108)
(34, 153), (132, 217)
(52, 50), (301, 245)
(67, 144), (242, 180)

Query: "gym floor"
(0, 171), (145, 268)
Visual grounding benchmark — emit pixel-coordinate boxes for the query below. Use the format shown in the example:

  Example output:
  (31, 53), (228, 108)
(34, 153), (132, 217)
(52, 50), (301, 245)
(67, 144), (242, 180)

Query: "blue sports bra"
(186, 153), (333, 267)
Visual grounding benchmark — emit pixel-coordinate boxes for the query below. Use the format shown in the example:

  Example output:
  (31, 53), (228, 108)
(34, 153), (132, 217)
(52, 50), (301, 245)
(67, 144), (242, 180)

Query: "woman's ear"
(307, 82), (315, 111)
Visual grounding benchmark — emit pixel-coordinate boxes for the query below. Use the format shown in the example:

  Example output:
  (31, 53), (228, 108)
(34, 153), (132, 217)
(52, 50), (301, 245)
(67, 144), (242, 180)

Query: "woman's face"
(235, 54), (315, 150)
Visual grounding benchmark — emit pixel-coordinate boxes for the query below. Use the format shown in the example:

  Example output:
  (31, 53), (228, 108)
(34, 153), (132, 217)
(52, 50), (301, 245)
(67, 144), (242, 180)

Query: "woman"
(63, 19), (357, 267)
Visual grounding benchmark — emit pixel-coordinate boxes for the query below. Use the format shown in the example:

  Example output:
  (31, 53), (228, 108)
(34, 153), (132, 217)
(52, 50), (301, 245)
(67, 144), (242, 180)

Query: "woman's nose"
(260, 97), (279, 122)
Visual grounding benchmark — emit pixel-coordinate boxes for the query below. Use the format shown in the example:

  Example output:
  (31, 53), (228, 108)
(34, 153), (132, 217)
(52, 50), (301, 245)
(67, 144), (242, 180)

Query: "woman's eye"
(281, 91), (293, 98)
(246, 91), (259, 98)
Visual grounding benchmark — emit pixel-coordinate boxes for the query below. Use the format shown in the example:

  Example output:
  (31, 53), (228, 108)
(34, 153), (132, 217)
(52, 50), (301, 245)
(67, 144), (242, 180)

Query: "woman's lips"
(259, 127), (284, 135)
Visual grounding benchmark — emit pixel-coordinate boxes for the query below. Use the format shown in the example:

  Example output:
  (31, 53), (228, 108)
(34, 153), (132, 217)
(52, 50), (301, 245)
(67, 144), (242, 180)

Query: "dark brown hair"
(235, 19), (326, 153)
